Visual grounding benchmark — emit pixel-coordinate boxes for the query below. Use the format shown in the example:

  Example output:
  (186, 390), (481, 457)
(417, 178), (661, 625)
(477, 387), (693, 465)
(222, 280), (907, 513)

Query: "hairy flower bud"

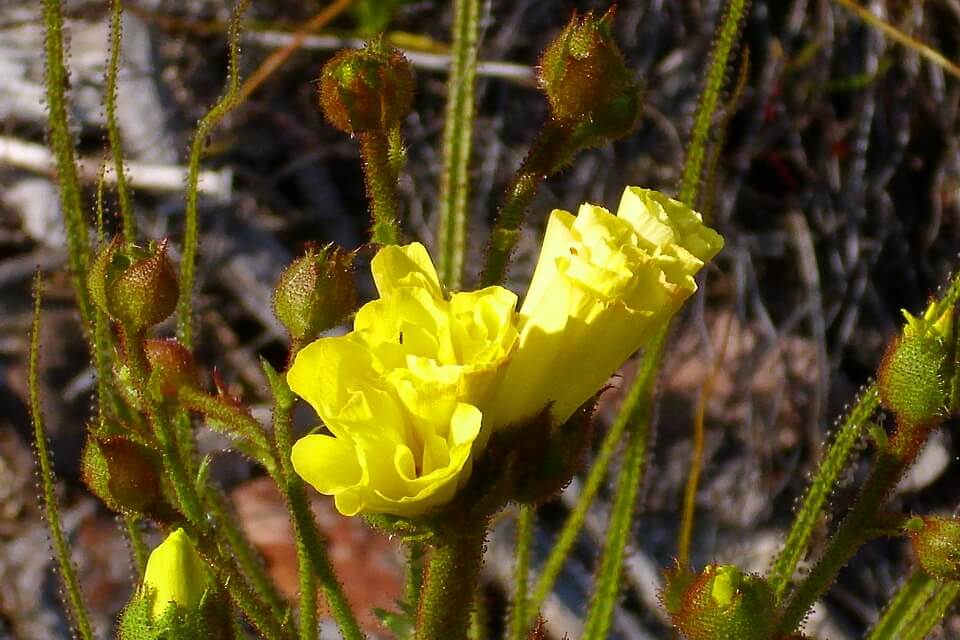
(878, 332), (949, 427)
(88, 237), (179, 330)
(273, 245), (357, 343)
(318, 41), (414, 135)
(538, 9), (638, 127)
(661, 564), (776, 640)
(908, 516), (960, 581)
(145, 338), (199, 397)
(82, 435), (162, 514)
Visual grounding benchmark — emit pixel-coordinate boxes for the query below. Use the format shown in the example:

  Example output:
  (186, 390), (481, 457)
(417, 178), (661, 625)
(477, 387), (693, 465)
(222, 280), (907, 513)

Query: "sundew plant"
(24, 0), (960, 638)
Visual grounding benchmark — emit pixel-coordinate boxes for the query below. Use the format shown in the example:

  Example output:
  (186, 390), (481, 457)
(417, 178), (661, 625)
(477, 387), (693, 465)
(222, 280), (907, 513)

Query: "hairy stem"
(865, 570), (939, 640)
(581, 329), (665, 639)
(677, 0), (751, 206)
(202, 487), (290, 621)
(768, 384), (880, 601)
(480, 122), (576, 286)
(121, 325), (204, 525)
(416, 524), (488, 640)
(507, 506), (533, 640)
(436, 0), (481, 288)
(42, 0), (93, 330)
(775, 423), (932, 635)
(29, 275), (95, 640)
(266, 365), (366, 640)
(272, 380), (317, 640)
(358, 131), (401, 245)
(178, 0), (250, 348)
(105, 0), (135, 244)
(123, 514), (148, 579)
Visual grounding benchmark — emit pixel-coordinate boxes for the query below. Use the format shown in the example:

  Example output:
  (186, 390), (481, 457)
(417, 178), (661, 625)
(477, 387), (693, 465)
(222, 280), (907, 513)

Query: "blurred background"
(0, 0), (959, 637)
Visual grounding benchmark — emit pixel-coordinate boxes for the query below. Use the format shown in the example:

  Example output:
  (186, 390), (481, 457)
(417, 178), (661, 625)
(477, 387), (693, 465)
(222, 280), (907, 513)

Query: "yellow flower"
(142, 528), (210, 619)
(489, 187), (723, 427)
(289, 243), (519, 516)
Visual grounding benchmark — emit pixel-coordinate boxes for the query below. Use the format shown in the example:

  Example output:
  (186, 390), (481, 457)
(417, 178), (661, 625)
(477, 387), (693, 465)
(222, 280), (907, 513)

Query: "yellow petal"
(617, 187), (724, 263)
(520, 209), (578, 316)
(286, 336), (376, 436)
(143, 528), (210, 619)
(354, 286), (453, 364)
(291, 434), (363, 497)
(370, 242), (443, 298)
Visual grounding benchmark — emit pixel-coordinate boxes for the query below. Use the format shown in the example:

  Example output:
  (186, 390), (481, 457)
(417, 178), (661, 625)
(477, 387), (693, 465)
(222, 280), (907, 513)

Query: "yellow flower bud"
(143, 528), (210, 619)
(488, 187), (723, 427)
(288, 243), (520, 517)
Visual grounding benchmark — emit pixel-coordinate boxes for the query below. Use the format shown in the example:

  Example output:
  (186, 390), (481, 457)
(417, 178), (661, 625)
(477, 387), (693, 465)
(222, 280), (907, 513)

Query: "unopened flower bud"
(145, 338), (199, 397)
(88, 237), (179, 330)
(660, 564), (776, 640)
(318, 41), (414, 135)
(878, 333), (949, 427)
(538, 9), (638, 127)
(907, 516), (960, 581)
(143, 528), (211, 619)
(274, 245), (356, 343)
(82, 435), (162, 514)
(120, 529), (231, 639)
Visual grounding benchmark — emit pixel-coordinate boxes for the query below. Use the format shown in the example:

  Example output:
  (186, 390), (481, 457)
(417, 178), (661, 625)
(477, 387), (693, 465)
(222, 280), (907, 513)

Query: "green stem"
(358, 131), (401, 245)
(480, 122), (576, 286)
(197, 533), (294, 640)
(121, 325), (204, 525)
(42, 0), (93, 331)
(178, 0), (250, 348)
(436, 0), (481, 289)
(507, 506), (533, 640)
(416, 524), (488, 640)
(866, 570), (939, 640)
(405, 541), (425, 610)
(177, 386), (275, 467)
(267, 368), (366, 640)
(775, 423), (932, 635)
(202, 487), (290, 621)
(272, 382), (318, 640)
(105, 0), (135, 245)
(123, 514), (148, 579)
(581, 330), (664, 639)
(768, 384), (880, 601)
(900, 580), (960, 640)
(677, 0), (751, 206)
(29, 275), (95, 640)
(469, 589), (487, 640)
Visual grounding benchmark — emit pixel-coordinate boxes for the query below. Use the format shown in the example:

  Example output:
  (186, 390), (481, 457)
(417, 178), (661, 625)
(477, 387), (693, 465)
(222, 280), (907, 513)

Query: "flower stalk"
(774, 422), (934, 635)
(358, 130), (401, 245)
(416, 523), (489, 640)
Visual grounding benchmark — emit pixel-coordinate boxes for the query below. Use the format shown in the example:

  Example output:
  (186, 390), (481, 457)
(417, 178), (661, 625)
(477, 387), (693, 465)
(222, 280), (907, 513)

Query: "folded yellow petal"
(288, 243), (513, 517)
(370, 242), (443, 298)
(287, 190), (722, 517)
(490, 187), (723, 428)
